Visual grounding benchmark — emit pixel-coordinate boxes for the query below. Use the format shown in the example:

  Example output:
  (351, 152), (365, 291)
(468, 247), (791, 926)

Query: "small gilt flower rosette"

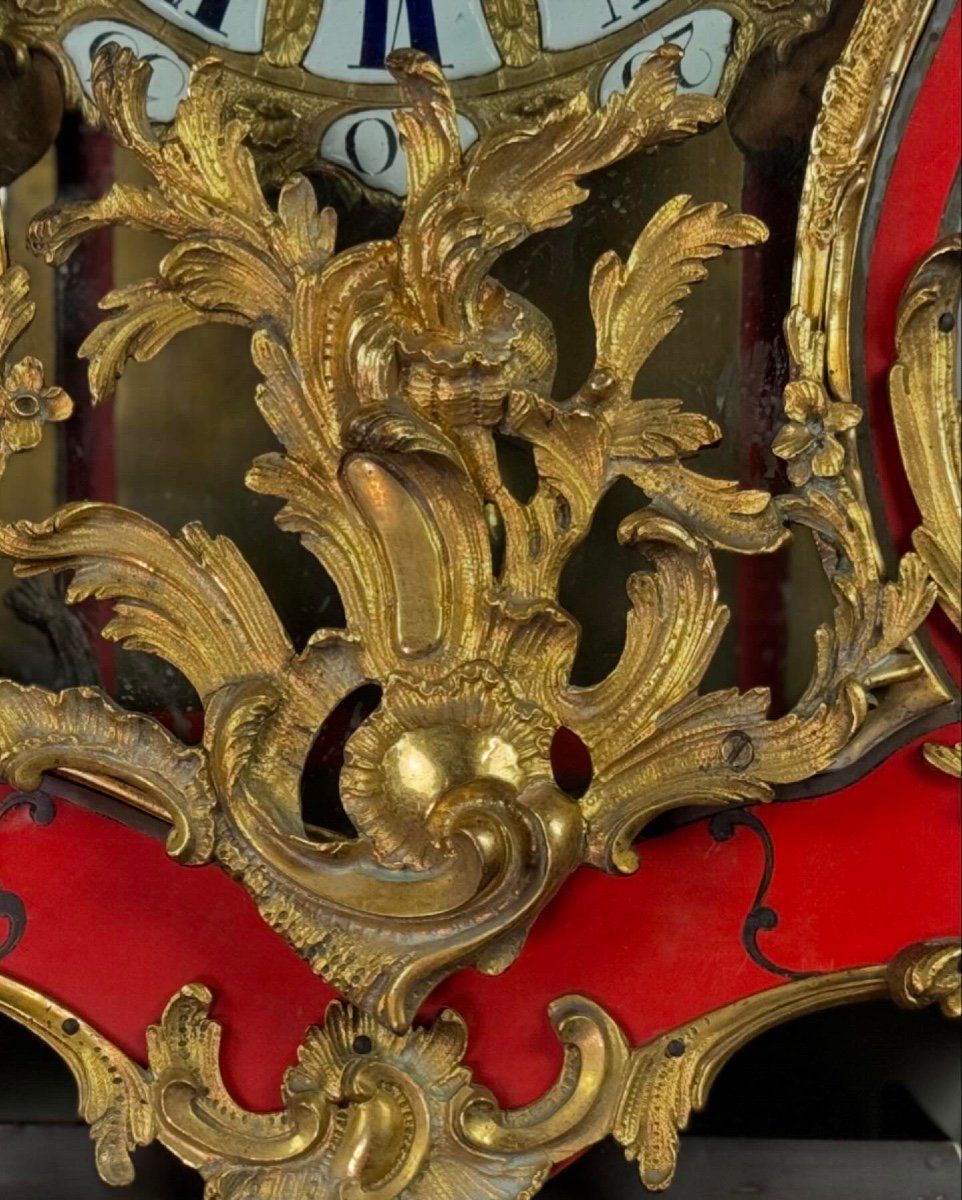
(0, 231), (72, 475)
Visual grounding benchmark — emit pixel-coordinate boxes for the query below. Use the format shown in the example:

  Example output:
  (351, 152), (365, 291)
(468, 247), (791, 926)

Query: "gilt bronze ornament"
(0, 0), (959, 1193)
(0, 939), (958, 1196)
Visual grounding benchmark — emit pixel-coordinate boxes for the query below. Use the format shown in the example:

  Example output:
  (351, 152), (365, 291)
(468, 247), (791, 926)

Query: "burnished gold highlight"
(483, 0), (542, 68)
(789, 0), (932, 484)
(890, 938), (962, 1019)
(614, 939), (962, 1191)
(782, 0), (952, 770)
(0, 941), (957, 1197)
(0, 40), (938, 1036)
(0, 0), (959, 1194)
(0, 974), (153, 1185)
(148, 986), (630, 1199)
(262, 0), (326, 69)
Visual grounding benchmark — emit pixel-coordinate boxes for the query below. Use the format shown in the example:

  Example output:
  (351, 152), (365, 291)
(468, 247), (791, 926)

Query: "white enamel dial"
(63, 20), (190, 121)
(537, 0), (669, 52)
(321, 108), (479, 195)
(305, 0), (502, 83)
(46, 0), (749, 194)
(600, 10), (735, 102)
(135, 0), (269, 54)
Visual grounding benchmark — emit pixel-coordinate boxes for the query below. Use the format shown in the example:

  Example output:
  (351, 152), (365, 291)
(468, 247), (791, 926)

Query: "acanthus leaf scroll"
(0, 35), (942, 1030)
(1, 0), (961, 1192)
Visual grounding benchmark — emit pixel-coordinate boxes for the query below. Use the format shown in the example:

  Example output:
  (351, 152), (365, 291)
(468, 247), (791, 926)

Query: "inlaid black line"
(0, 789), (55, 827)
(0, 887), (26, 962)
(710, 809), (818, 982)
(0, 790), (57, 962)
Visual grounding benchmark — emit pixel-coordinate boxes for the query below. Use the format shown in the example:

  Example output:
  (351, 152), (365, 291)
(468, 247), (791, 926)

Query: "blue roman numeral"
(356, 0), (442, 68)
(160, 0), (232, 34)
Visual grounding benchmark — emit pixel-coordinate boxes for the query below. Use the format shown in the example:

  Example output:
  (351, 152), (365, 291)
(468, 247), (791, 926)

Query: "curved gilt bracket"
(614, 940), (962, 1191)
(0, 976), (153, 1184)
(1, 940), (957, 1197)
(775, 0), (952, 772)
(890, 236), (961, 776)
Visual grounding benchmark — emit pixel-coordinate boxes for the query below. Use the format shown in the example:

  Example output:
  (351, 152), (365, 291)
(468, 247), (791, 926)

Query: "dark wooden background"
(1, 1127), (960, 1199)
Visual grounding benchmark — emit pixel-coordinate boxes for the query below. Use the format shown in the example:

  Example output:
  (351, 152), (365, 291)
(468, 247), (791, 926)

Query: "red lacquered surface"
(1, 725), (958, 1113)
(428, 724), (961, 1104)
(0, 0), (959, 1161)
(0, 792), (337, 1112)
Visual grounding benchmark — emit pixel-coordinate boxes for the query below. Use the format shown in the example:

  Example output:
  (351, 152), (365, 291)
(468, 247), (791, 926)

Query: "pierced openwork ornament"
(0, 0), (958, 1195)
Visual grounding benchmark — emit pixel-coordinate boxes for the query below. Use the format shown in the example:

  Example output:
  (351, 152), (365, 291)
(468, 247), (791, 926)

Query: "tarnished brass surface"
(0, 940), (957, 1197)
(0, 0), (958, 1193)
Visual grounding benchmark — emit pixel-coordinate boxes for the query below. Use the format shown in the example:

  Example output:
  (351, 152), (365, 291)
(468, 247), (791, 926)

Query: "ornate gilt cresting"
(0, 940), (958, 1197)
(0, 0), (959, 1193)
